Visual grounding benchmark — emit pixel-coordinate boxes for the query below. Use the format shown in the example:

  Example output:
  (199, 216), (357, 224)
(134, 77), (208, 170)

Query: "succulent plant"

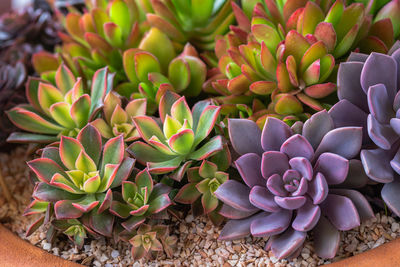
(92, 91), (147, 143)
(329, 42), (400, 217)
(141, 0), (235, 51)
(174, 159), (229, 225)
(0, 62), (27, 150)
(110, 168), (172, 232)
(7, 65), (113, 144)
(214, 110), (373, 259)
(119, 224), (177, 260)
(26, 124), (135, 236)
(208, 0), (400, 125)
(121, 42), (206, 112)
(128, 91), (223, 181)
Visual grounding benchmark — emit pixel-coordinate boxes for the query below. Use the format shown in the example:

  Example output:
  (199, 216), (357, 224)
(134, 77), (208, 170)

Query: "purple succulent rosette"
(215, 111), (374, 259)
(330, 42), (400, 216)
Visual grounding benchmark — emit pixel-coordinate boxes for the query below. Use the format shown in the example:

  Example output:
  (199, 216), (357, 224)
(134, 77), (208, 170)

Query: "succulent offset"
(174, 159), (229, 225)
(110, 168), (172, 232)
(128, 91), (224, 181)
(330, 42), (400, 217)
(26, 124), (135, 237)
(7, 65), (112, 143)
(92, 91), (146, 142)
(214, 111), (373, 259)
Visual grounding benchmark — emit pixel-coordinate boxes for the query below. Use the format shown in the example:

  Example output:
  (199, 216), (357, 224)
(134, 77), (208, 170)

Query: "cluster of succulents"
(6, 0), (400, 262)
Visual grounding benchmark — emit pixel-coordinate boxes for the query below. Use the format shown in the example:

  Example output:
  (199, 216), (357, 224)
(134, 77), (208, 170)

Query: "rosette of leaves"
(119, 224), (177, 260)
(174, 158), (230, 226)
(0, 62), (27, 150)
(121, 42), (206, 113)
(329, 42), (400, 217)
(26, 124), (136, 237)
(128, 91), (223, 181)
(214, 110), (374, 259)
(141, 0), (235, 51)
(110, 168), (172, 232)
(7, 65), (112, 144)
(92, 91), (147, 143)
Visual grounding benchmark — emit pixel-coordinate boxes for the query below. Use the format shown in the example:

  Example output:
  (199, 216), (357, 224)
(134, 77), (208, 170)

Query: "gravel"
(1, 147), (400, 267)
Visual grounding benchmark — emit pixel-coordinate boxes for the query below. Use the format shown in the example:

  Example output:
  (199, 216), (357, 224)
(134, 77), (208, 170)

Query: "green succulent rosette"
(7, 64), (112, 144)
(128, 91), (223, 181)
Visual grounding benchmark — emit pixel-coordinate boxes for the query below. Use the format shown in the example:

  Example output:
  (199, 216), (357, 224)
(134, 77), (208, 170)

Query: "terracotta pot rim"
(1, 222), (399, 266)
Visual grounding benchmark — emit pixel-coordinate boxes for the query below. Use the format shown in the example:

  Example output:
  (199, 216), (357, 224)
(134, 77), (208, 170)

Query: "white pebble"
(392, 222), (400, 232)
(42, 242), (51, 251)
(111, 250), (120, 258)
(185, 214), (194, 223)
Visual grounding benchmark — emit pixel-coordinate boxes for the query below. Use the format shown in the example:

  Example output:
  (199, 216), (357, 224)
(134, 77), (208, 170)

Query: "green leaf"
(104, 22), (123, 47)
(55, 64), (76, 94)
(174, 183), (201, 204)
(109, 0), (131, 37)
(128, 141), (175, 163)
(38, 83), (64, 115)
(75, 150), (97, 173)
(49, 102), (76, 129)
(133, 116), (165, 142)
(83, 174), (101, 193)
(193, 105), (220, 146)
(202, 191), (218, 214)
(147, 156), (184, 174)
(168, 129), (194, 155)
(147, 194), (171, 214)
(171, 97), (193, 126)
(135, 169), (153, 192)
(77, 124), (102, 165)
(28, 158), (66, 183)
(89, 67), (109, 115)
(189, 136), (223, 160)
(134, 51), (161, 82)
(101, 135), (125, 171)
(60, 136), (83, 170)
(199, 160), (218, 179)
(168, 58), (190, 91)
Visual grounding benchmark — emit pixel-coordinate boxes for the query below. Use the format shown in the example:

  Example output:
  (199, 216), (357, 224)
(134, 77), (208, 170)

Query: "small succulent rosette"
(119, 224), (177, 260)
(214, 110), (374, 259)
(7, 65), (112, 144)
(25, 124), (135, 238)
(110, 168), (172, 232)
(174, 158), (230, 226)
(128, 91), (223, 181)
(330, 42), (400, 216)
(92, 91), (147, 142)
(143, 0), (234, 50)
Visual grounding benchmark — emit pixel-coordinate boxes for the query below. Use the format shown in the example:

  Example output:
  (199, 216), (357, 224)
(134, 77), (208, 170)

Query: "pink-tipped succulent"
(128, 91), (223, 181)
(92, 91), (147, 143)
(119, 224), (177, 260)
(174, 159), (230, 226)
(7, 65), (112, 144)
(110, 168), (172, 232)
(26, 124), (135, 237)
(329, 42), (400, 217)
(142, 0), (235, 51)
(214, 110), (373, 259)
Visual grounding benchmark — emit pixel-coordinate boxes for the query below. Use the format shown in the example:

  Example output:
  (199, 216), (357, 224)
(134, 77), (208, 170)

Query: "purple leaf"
(267, 174), (287, 197)
(361, 52), (397, 100)
(360, 148), (394, 183)
(261, 151), (289, 178)
(218, 213), (265, 240)
(214, 180), (258, 212)
(314, 152), (349, 185)
(274, 196), (306, 210)
(249, 186), (280, 212)
(367, 114), (398, 150)
(314, 127), (362, 160)
(228, 119), (263, 155)
(330, 189), (374, 221)
(261, 117), (293, 152)
(313, 216), (340, 259)
(250, 209), (292, 237)
(302, 110), (335, 150)
(292, 199), (320, 232)
(235, 153), (265, 187)
(382, 179), (400, 217)
(320, 194), (360, 231)
(368, 84), (395, 125)
(280, 134), (314, 160)
(219, 204), (258, 219)
(289, 157), (313, 181)
(270, 228), (306, 259)
(337, 62), (368, 112)
(308, 172), (328, 205)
